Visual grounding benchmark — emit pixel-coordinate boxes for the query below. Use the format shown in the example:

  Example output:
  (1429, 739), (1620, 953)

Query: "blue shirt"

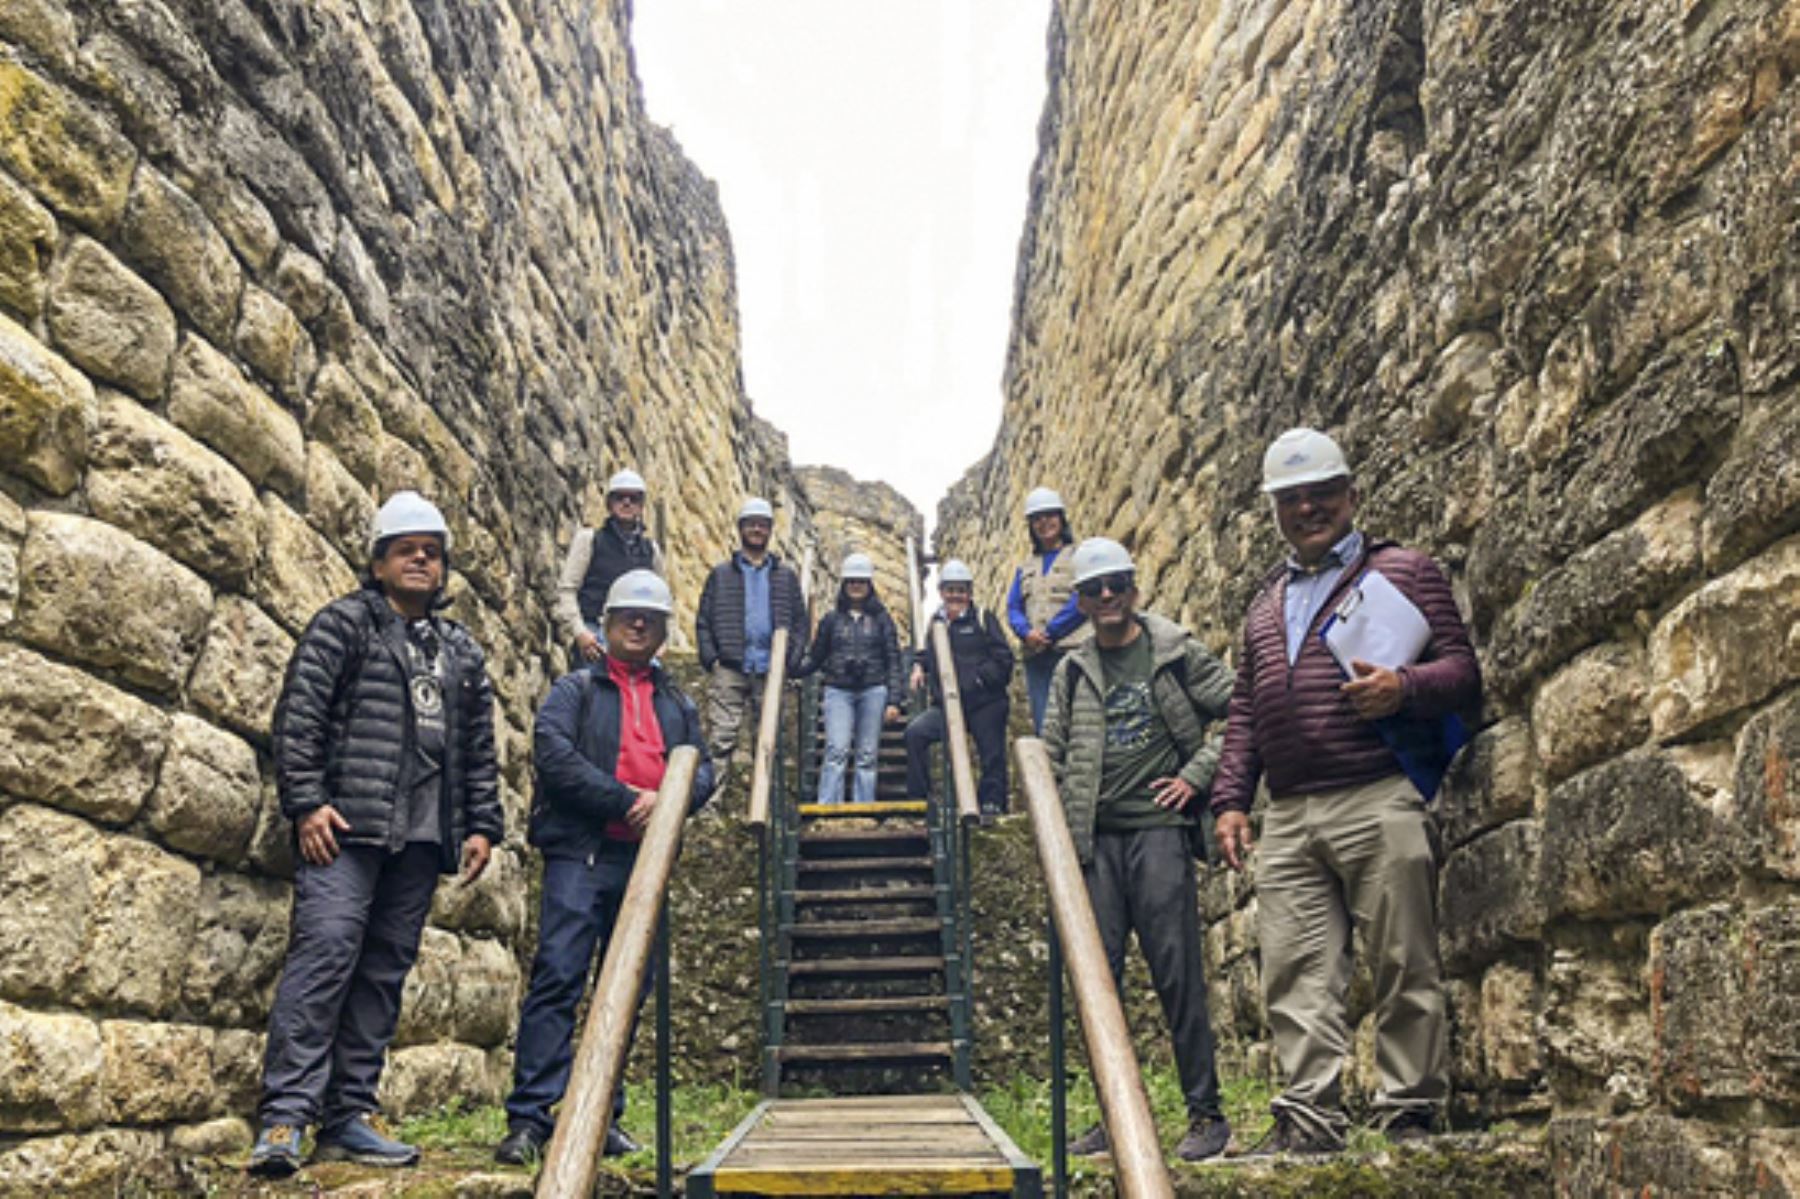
(1283, 529), (1364, 664)
(739, 554), (773, 675)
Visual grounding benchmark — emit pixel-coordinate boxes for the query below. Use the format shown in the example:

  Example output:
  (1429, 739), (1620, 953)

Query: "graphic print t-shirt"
(1094, 633), (1185, 833)
(401, 618), (447, 846)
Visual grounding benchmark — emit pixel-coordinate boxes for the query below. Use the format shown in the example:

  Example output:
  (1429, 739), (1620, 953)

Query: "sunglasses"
(1076, 572), (1134, 598)
(612, 609), (666, 627)
(609, 492), (646, 507)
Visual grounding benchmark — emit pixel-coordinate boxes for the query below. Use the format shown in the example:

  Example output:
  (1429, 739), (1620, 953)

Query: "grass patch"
(980, 1066), (1277, 1166)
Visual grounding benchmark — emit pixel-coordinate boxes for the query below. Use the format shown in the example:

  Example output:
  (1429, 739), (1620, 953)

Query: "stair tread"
(787, 917), (941, 938)
(792, 886), (937, 905)
(798, 801), (926, 819)
(782, 996), (950, 1016)
(796, 856), (933, 873)
(776, 1041), (953, 1063)
(786, 956), (945, 976)
(800, 826), (929, 845)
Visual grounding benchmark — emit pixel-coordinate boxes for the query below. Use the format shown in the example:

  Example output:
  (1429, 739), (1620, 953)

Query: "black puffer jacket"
(272, 588), (504, 871)
(694, 553), (808, 673)
(799, 589), (905, 706)
(915, 606), (1014, 711)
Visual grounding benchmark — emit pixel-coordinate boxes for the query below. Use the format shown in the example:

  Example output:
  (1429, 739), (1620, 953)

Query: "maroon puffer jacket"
(1210, 540), (1480, 813)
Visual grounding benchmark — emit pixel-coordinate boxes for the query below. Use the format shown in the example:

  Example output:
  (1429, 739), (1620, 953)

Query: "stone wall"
(938, 0), (1800, 1185)
(0, 0), (816, 1180)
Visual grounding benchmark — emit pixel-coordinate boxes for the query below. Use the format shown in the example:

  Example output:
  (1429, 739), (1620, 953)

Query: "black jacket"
(915, 606), (1014, 711)
(529, 656), (717, 860)
(272, 589), (503, 872)
(799, 591), (906, 706)
(695, 553), (808, 673)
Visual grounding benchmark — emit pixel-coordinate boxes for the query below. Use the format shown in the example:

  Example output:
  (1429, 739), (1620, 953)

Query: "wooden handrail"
(929, 619), (982, 826)
(1015, 737), (1174, 1198)
(536, 746), (700, 1198)
(745, 626), (789, 833)
(905, 534), (927, 652)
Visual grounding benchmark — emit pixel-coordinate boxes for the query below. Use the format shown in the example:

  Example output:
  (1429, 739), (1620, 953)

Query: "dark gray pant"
(1082, 826), (1223, 1119)
(904, 698), (1010, 813)
(258, 842), (441, 1130)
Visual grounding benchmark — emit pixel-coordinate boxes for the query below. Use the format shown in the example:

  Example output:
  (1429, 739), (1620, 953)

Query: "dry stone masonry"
(0, 0), (922, 1186)
(938, 0), (1800, 1189)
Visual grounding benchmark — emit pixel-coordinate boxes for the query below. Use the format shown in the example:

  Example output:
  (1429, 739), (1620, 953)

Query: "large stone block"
(0, 643), (168, 824)
(305, 441), (376, 563)
(145, 714), (260, 863)
(1486, 492), (1701, 698)
(86, 391), (264, 585)
(1440, 820), (1543, 971)
(453, 936), (521, 1048)
(1737, 690), (1800, 881)
(431, 842), (528, 941)
(1531, 641), (1651, 783)
(1437, 716), (1536, 849)
(1543, 933), (1652, 1107)
(182, 871), (289, 1028)
(1542, 749), (1740, 920)
(80, 827), (202, 1016)
(0, 1127), (164, 1196)
(0, 804), (100, 1003)
(0, 1000), (103, 1133)
(0, 311), (94, 495)
(255, 494), (358, 636)
(306, 360), (383, 486)
(99, 1019), (217, 1124)
(1650, 905), (1748, 1107)
(189, 596), (294, 742)
(0, 62), (136, 233)
(209, 1028), (263, 1117)
(0, 170), (56, 321)
(377, 1043), (500, 1120)
(168, 334), (304, 497)
(245, 777), (297, 881)
(1480, 960), (1541, 1088)
(1651, 534), (1800, 740)
(1746, 902), (1800, 1107)
(395, 927), (459, 1047)
(118, 166), (242, 343)
(14, 511), (212, 695)
(234, 284), (314, 403)
(45, 238), (175, 399)
(1703, 385), (1800, 572)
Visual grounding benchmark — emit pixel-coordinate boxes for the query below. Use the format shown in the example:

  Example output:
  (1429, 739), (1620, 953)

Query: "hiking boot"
(311, 1114), (420, 1167)
(494, 1125), (547, 1165)
(1067, 1122), (1109, 1156)
(1382, 1109), (1435, 1145)
(1239, 1114), (1340, 1158)
(1176, 1115), (1231, 1162)
(247, 1124), (303, 1178)
(603, 1124), (640, 1156)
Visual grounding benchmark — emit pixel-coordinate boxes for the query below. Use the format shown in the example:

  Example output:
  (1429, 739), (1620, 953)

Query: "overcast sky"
(632, 1), (1052, 529)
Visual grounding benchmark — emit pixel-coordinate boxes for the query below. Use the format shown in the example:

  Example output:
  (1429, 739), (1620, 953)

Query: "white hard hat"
(607, 469), (647, 495)
(367, 490), (451, 557)
(841, 553), (875, 580)
(1070, 537), (1135, 585)
(738, 497), (774, 523)
(604, 569), (674, 615)
(1261, 428), (1350, 493)
(1023, 487), (1065, 517)
(939, 559), (974, 586)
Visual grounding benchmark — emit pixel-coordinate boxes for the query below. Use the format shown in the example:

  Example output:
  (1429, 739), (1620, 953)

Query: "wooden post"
(536, 747), (700, 1199)
(905, 534), (927, 652)
(1014, 737), (1174, 1198)
(930, 620), (982, 825)
(745, 626), (789, 833)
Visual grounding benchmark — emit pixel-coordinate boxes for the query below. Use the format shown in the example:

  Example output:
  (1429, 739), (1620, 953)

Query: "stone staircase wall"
(936, 0), (1799, 1189)
(0, 0), (819, 1181)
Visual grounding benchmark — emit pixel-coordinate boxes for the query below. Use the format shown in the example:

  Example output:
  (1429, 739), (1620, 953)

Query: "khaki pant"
(704, 665), (766, 774)
(1256, 774), (1446, 1144)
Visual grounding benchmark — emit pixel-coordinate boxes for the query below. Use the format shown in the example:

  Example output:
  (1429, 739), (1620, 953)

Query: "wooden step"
(782, 996), (950, 1017)
(796, 856), (933, 875)
(776, 1041), (953, 1065)
(792, 886), (936, 906)
(797, 800), (926, 819)
(787, 918), (940, 939)
(799, 826), (929, 848)
(786, 956), (945, 978)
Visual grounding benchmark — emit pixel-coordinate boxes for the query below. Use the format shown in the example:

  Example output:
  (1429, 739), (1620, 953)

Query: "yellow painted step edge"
(798, 801), (928, 818)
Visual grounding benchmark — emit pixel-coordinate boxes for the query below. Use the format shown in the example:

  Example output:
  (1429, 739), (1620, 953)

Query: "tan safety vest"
(1018, 548), (1092, 648)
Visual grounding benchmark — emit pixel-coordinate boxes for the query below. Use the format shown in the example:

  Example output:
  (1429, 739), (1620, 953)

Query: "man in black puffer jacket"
(250, 491), (503, 1179)
(905, 560), (1016, 818)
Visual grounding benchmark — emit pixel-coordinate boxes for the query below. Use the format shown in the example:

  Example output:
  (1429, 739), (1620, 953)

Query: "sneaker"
(1067, 1122), (1109, 1156)
(311, 1114), (421, 1167)
(1382, 1110), (1435, 1145)
(494, 1125), (547, 1165)
(1176, 1115), (1231, 1162)
(603, 1124), (640, 1157)
(1239, 1114), (1340, 1158)
(247, 1124), (303, 1178)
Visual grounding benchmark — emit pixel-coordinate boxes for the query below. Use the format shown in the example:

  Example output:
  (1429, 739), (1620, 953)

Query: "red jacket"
(1210, 541), (1480, 813)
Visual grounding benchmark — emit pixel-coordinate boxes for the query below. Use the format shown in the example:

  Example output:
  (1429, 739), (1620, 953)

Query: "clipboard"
(1318, 569), (1432, 673)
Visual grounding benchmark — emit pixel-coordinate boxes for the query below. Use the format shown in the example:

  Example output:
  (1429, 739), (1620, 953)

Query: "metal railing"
(1015, 737), (1174, 1199)
(537, 746), (701, 1199)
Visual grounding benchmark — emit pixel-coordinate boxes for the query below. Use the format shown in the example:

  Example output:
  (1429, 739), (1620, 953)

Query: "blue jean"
(1024, 650), (1066, 733)
(505, 853), (643, 1136)
(818, 685), (886, 804)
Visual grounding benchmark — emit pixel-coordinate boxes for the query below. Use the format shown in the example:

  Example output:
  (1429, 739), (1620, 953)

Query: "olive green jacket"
(1041, 612), (1234, 864)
